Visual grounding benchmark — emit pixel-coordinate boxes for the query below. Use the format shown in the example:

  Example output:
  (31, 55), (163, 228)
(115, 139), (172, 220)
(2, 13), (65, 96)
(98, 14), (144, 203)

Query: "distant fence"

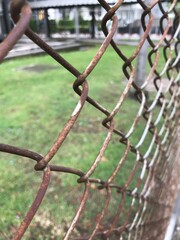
(0, 0), (180, 239)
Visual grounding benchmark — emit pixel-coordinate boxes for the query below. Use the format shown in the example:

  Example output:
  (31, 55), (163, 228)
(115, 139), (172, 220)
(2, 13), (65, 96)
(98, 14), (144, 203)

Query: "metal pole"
(0, 0), (2, 39)
(164, 190), (180, 240)
(90, 7), (95, 39)
(74, 7), (79, 40)
(134, 28), (149, 88)
(134, 0), (151, 89)
(44, 8), (51, 38)
(2, 0), (11, 34)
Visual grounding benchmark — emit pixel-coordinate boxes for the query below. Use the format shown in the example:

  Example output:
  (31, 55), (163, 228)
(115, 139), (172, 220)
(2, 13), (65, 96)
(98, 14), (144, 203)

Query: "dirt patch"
(72, 119), (104, 133)
(145, 77), (171, 92)
(124, 77), (172, 93)
(17, 64), (59, 73)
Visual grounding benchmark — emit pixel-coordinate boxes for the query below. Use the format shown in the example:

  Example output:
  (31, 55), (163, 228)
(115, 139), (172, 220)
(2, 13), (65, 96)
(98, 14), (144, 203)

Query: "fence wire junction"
(0, 0), (180, 239)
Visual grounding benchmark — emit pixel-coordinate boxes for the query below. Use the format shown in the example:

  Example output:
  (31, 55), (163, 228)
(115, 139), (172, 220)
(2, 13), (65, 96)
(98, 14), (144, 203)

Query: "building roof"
(29, 0), (137, 9)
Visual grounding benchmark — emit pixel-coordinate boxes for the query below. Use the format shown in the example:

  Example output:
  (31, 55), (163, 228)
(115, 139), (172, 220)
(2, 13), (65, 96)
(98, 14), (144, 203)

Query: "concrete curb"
(5, 38), (81, 60)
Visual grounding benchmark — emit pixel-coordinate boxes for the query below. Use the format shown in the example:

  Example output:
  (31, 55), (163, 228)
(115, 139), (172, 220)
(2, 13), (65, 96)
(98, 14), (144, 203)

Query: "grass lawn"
(0, 44), (165, 239)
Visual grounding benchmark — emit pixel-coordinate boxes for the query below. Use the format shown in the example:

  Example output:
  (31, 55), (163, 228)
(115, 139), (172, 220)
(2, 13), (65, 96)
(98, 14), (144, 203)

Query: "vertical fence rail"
(0, 0), (179, 239)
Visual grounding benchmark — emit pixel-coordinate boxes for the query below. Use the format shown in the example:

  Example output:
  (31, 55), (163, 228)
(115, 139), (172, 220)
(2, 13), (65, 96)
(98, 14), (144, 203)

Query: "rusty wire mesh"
(0, 0), (180, 239)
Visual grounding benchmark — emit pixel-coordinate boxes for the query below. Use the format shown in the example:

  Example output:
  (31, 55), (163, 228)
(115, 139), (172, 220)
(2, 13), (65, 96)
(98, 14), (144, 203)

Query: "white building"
(0, 0), (172, 40)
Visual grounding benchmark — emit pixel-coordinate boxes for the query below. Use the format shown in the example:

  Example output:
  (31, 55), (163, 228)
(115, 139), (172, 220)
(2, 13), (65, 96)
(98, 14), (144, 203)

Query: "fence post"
(135, 0), (151, 89)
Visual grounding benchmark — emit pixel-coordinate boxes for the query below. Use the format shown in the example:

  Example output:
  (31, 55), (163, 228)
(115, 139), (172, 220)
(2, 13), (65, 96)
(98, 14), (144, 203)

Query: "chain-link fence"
(0, 0), (180, 239)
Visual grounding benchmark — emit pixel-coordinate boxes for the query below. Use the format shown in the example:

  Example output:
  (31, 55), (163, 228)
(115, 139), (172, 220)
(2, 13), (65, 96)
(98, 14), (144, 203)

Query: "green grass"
(0, 44), (167, 239)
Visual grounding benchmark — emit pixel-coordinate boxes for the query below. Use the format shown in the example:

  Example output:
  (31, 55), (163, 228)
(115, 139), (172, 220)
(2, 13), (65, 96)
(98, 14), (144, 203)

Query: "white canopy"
(29, 0), (137, 9)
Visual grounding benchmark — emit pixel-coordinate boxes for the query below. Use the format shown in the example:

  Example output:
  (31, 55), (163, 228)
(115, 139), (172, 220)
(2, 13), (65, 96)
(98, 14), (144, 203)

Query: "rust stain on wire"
(13, 166), (51, 240)
(0, 0), (179, 239)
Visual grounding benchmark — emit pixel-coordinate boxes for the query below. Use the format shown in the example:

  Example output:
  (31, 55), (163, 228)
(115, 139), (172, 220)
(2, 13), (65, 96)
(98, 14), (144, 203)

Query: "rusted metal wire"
(0, 0), (179, 239)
